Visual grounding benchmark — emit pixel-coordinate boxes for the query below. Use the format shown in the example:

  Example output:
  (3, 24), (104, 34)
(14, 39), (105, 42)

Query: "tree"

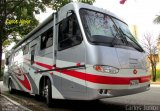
(142, 33), (158, 82)
(52, 0), (95, 11)
(0, 0), (49, 74)
(0, 0), (95, 74)
(154, 15), (160, 24)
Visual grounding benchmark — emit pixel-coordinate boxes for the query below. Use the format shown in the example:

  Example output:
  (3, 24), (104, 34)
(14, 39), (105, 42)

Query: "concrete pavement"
(0, 81), (8, 93)
(102, 85), (160, 105)
(0, 81), (31, 111)
(0, 95), (32, 111)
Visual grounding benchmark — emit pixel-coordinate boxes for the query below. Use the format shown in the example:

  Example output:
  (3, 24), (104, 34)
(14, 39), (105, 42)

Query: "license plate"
(130, 80), (139, 88)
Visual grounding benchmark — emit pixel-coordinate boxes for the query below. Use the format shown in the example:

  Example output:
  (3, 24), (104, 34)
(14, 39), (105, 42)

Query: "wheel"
(8, 79), (14, 94)
(42, 79), (52, 107)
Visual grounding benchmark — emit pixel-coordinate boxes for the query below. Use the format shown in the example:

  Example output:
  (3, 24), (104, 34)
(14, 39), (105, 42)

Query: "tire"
(42, 79), (52, 107)
(8, 79), (14, 94)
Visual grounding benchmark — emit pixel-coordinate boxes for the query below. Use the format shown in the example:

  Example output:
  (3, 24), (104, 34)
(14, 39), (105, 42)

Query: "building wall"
(129, 25), (138, 39)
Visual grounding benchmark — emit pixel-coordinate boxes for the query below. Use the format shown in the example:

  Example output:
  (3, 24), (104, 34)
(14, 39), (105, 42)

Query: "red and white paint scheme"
(4, 2), (150, 107)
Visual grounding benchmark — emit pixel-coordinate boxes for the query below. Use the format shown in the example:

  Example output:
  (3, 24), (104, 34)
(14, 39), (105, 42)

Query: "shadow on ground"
(3, 90), (126, 111)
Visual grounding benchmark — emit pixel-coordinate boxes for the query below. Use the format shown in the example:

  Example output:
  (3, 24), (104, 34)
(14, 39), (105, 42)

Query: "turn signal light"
(94, 65), (119, 74)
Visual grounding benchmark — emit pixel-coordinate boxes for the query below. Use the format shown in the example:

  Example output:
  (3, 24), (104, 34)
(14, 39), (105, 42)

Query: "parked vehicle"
(4, 2), (150, 106)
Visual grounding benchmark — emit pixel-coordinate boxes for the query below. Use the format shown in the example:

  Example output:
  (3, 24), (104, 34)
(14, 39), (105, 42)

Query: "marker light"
(94, 65), (119, 74)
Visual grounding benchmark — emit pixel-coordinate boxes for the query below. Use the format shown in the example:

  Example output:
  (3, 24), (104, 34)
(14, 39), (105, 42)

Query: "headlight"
(93, 65), (119, 74)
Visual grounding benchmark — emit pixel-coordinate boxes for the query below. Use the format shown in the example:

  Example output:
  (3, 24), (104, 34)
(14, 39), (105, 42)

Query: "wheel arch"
(8, 76), (13, 88)
(39, 75), (53, 95)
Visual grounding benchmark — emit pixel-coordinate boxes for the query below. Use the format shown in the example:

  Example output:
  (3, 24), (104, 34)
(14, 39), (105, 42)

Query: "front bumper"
(87, 84), (150, 100)
(97, 84), (150, 99)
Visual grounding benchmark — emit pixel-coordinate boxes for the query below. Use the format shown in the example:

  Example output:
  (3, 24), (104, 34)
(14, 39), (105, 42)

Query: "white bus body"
(4, 2), (150, 106)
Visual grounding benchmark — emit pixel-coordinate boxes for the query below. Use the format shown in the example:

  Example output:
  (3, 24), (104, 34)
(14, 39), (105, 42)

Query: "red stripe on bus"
(61, 69), (150, 85)
(17, 74), (31, 91)
(34, 61), (150, 85)
(35, 61), (53, 70)
(15, 68), (31, 91)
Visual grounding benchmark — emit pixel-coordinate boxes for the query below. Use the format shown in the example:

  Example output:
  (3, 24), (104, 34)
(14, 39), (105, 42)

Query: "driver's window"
(58, 12), (82, 51)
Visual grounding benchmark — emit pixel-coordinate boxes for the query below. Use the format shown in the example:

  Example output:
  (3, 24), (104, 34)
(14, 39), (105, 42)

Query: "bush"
(149, 69), (160, 82)
(156, 70), (160, 82)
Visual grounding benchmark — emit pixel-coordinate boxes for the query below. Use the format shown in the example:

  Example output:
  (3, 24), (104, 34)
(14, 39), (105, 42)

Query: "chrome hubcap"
(43, 85), (48, 98)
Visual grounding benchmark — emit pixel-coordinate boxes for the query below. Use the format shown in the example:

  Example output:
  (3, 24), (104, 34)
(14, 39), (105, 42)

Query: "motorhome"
(4, 2), (150, 106)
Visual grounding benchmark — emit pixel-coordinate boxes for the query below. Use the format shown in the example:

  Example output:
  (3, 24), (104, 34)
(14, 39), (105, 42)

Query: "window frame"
(58, 12), (83, 51)
(23, 43), (29, 55)
(40, 27), (53, 50)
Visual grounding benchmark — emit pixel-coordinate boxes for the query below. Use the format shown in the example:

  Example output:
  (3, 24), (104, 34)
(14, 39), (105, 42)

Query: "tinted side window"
(41, 27), (53, 50)
(23, 44), (29, 55)
(58, 13), (82, 51)
(5, 56), (10, 65)
(31, 45), (36, 65)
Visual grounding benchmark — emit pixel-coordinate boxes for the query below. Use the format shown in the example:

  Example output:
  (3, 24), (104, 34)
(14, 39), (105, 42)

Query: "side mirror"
(66, 10), (74, 17)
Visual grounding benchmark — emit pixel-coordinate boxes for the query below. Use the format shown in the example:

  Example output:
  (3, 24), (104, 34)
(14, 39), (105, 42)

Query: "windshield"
(80, 9), (144, 52)
(112, 18), (144, 52)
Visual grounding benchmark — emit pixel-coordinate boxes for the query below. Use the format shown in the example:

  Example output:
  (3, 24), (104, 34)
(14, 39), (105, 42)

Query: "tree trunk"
(153, 63), (157, 82)
(151, 63), (156, 82)
(151, 64), (155, 82)
(151, 65), (153, 81)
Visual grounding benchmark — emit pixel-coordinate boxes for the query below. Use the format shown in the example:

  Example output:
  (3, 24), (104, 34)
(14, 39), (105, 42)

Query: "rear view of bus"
(76, 4), (150, 99)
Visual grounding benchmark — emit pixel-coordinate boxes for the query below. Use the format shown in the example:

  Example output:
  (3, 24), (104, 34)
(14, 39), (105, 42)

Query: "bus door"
(30, 44), (37, 82)
(31, 44), (36, 65)
(56, 11), (86, 93)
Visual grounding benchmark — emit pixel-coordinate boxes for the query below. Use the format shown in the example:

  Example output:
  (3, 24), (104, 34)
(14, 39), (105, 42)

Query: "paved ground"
(102, 85), (160, 105)
(0, 81), (31, 111)
(0, 95), (28, 111)
(0, 81), (8, 92)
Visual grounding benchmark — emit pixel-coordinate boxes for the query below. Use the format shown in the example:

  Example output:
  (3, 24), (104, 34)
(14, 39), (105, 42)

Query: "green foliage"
(156, 70), (160, 82)
(150, 69), (160, 82)
(2, 39), (12, 48)
(78, 0), (95, 4)
(52, 0), (71, 10)
(0, 0), (50, 73)
(5, 3), (38, 38)
(154, 15), (160, 24)
(0, 0), (48, 48)
(52, 0), (95, 11)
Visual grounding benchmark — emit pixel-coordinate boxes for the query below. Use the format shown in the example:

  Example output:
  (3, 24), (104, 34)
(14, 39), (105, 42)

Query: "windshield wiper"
(111, 25), (128, 47)
(118, 28), (144, 52)
(118, 28), (129, 44)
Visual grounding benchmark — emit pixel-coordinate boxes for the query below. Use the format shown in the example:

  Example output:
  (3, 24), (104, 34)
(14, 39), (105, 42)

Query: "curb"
(151, 82), (160, 85)
(1, 94), (32, 111)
